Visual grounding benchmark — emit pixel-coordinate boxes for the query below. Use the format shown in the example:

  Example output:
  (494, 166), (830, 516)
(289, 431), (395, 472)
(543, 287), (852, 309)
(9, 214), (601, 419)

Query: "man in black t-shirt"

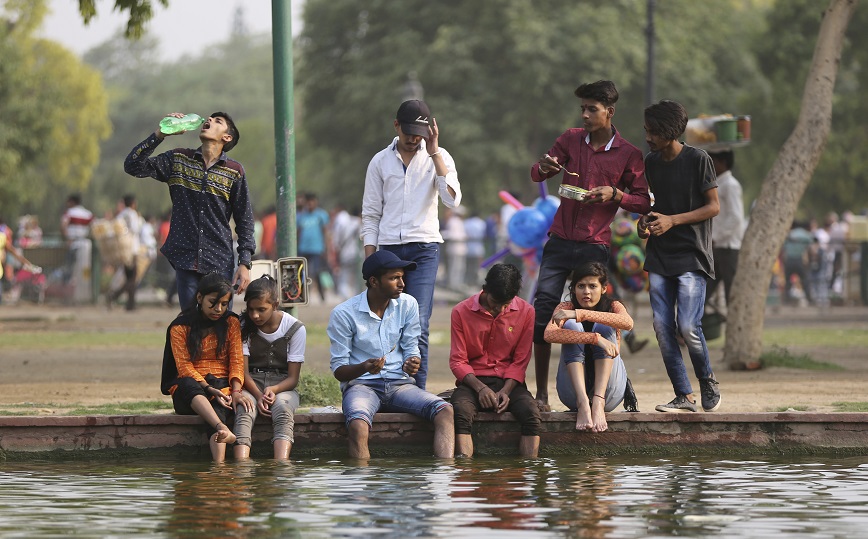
(638, 100), (722, 414)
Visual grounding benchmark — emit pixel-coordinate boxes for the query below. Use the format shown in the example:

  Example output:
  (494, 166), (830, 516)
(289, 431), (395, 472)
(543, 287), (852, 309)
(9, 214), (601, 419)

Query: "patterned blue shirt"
(328, 290), (421, 384)
(124, 134), (255, 276)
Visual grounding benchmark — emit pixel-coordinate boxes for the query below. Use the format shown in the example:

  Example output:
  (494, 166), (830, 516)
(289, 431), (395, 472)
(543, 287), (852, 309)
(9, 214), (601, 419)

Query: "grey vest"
(247, 321), (303, 373)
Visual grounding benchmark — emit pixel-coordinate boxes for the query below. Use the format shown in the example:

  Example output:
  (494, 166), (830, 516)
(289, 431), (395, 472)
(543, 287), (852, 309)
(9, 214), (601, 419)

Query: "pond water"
(0, 455), (866, 538)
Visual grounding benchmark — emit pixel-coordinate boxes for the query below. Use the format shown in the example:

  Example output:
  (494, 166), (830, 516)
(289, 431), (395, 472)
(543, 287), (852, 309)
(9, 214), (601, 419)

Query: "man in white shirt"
(706, 151), (745, 306)
(60, 193), (94, 286)
(362, 99), (462, 389)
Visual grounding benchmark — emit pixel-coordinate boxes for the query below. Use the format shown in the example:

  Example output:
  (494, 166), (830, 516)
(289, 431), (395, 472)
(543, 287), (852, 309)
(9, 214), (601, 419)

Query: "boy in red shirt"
(449, 264), (540, 457)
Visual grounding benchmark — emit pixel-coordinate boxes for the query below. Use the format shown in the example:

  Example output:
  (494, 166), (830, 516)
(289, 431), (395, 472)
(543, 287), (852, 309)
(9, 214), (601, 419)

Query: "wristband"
(611, 186), (617, 200)
(428, 149), (441, 157)
(594, 394), (605, 400)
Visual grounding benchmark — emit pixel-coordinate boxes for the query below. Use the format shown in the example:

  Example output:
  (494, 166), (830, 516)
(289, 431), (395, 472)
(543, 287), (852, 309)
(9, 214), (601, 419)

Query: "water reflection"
(0, 456), (867, 537)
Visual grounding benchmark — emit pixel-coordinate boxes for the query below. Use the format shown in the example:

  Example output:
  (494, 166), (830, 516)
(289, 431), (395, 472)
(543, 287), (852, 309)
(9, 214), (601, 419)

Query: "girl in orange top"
(160, 272), (245, 462)
(544, 262), (633, 433)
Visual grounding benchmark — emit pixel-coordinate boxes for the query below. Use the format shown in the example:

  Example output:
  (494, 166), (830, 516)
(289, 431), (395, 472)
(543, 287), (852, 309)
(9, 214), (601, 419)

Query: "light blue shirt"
(328, 290), (421, 383)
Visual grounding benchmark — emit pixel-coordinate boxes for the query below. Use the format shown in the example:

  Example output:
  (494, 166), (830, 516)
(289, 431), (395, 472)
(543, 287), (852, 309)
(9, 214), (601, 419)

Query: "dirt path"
(1, 299), (866, 414)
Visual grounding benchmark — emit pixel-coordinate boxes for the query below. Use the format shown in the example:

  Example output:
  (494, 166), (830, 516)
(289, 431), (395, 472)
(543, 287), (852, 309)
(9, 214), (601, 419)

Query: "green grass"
(759, 345), (844, 371)
(297, 371), (342, 407)
(0, 401), (171, 416)
(65, 401), (171, 415)
(762, 328), (868, 348)
(831, 402), (868, 412)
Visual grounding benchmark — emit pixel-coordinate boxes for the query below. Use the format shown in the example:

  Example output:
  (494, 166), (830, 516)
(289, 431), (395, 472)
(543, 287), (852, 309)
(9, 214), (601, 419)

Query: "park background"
(1, 0), (867, 414)
(2, 0), (867, 227)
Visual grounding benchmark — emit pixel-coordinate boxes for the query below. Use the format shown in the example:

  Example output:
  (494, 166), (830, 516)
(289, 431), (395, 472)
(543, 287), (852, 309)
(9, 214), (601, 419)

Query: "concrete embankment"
(2, 412), (867, 460)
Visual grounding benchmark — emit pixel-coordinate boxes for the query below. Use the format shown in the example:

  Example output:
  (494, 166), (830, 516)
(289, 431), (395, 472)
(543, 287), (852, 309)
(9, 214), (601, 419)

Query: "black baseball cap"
(362, 250), (417, 280)
(396, 100), (431, 137)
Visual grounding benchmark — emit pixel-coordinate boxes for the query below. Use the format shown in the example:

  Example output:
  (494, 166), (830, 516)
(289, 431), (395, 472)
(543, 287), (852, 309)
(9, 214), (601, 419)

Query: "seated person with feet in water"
(449, 264), (541, 457)
(233, 275), (306, 461)
(161, 273), (244, 462)
(327, 251), (454, 459)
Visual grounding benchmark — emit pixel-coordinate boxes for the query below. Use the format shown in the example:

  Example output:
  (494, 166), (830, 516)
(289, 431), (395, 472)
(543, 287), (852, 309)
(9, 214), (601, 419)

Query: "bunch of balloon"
(480, 184), (560, 299)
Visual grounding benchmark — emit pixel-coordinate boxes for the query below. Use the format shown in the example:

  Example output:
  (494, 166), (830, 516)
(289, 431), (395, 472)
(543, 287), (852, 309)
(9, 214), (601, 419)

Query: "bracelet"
(428, 149), (441, 157)
(594, 394), (605, 400)
(231, 389), (242, 394)
(611, 186), (618, 201)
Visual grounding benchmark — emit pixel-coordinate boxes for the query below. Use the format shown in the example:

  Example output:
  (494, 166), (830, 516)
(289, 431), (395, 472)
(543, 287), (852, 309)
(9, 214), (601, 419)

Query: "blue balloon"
(508, 207), (549, 248)
(533, 195), (561, 225)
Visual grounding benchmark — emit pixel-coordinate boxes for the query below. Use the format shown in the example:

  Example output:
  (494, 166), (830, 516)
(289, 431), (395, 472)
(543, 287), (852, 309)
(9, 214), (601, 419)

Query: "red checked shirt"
(449, 292), (535, 384)
(531, 127), (650, 245)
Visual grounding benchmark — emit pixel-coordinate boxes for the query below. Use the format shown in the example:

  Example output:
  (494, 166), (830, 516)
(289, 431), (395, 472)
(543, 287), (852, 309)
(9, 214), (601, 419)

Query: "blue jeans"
(341, 378), (450, 428)
(381, 243), (439, 389)
(176, 268), (236, 312)
(533, 236), (609, 343)
(555, 321), (626, 412)
(648, 271), (714, 396)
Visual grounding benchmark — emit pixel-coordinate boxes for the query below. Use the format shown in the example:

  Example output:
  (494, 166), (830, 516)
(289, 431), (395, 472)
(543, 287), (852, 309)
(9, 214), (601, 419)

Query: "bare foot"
(214, 424), (236, 445)
(591, 399), (608, 433)
(575, 399), (593, 431)
(535, 399), (551, 413)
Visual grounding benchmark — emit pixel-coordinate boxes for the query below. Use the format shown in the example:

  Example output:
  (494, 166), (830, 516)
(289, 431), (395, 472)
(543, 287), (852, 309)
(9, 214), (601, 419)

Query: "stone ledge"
(1, 412), (867, 458)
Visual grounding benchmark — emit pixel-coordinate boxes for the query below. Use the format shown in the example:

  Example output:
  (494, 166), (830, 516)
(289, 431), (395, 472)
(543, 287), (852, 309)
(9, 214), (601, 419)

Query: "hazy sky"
(40, 0), (304, 61)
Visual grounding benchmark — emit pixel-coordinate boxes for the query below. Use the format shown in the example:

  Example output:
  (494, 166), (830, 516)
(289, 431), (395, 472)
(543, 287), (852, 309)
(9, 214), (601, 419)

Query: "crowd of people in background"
(0, 195), (863, 311)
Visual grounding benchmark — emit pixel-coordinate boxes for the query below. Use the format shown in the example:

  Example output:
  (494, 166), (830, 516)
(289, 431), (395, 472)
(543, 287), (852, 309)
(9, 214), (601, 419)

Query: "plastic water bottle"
(159, 114), (204, 135)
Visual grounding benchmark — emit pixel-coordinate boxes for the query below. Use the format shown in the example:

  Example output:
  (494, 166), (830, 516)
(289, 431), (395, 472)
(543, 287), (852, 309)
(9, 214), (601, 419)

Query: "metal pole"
(272, 0), (296, 261)
(645, 0), (656, 106)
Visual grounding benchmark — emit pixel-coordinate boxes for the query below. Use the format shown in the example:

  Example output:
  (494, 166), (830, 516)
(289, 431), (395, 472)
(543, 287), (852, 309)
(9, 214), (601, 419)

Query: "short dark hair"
(709, 150), (734, 170)
(122, 194), (136, 207)
(67, 194), (82, 205)
(644, 100), (688, 141)
(210, 111), (240, 152)
(574, 80), (619, 107)
(482, 263), (522, 304)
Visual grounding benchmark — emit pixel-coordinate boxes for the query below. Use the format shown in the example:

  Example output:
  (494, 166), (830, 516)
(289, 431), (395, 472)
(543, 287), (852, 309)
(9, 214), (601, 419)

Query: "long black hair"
(239, 275), (280, 341)
(568, 261), (613, 313)
(184, 272), (234, 360)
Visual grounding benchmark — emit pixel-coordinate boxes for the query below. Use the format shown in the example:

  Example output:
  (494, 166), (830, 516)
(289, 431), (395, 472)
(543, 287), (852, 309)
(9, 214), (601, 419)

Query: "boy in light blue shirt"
(327, 250), (454, 459)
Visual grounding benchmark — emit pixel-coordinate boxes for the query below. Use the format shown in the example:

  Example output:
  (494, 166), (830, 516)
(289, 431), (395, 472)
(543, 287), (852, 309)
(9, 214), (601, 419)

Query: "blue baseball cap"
(362, 250), (417, 280)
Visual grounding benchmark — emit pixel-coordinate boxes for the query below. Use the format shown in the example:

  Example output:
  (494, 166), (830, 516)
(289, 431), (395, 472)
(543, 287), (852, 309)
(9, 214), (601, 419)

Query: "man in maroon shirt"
(450, 264), (540, 457)
(530, 80), (651, 410)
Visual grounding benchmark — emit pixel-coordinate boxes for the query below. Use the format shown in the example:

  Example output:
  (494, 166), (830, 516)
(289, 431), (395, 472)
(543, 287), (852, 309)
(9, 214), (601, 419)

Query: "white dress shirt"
(362, 137), (461, 247)
(711, 170), (745, 250)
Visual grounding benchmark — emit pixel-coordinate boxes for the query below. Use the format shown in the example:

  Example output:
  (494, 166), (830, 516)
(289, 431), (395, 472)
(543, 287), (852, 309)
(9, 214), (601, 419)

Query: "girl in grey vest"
(233, 276), (306, 460)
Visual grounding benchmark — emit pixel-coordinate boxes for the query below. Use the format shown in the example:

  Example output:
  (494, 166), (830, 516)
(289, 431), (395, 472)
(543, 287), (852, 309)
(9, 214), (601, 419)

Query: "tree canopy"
(0, 0), (110, 222)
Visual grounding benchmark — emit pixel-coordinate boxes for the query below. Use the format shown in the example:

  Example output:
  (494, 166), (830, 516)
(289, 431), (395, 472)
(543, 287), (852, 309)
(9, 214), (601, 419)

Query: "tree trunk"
(723, 0), (858, 370)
